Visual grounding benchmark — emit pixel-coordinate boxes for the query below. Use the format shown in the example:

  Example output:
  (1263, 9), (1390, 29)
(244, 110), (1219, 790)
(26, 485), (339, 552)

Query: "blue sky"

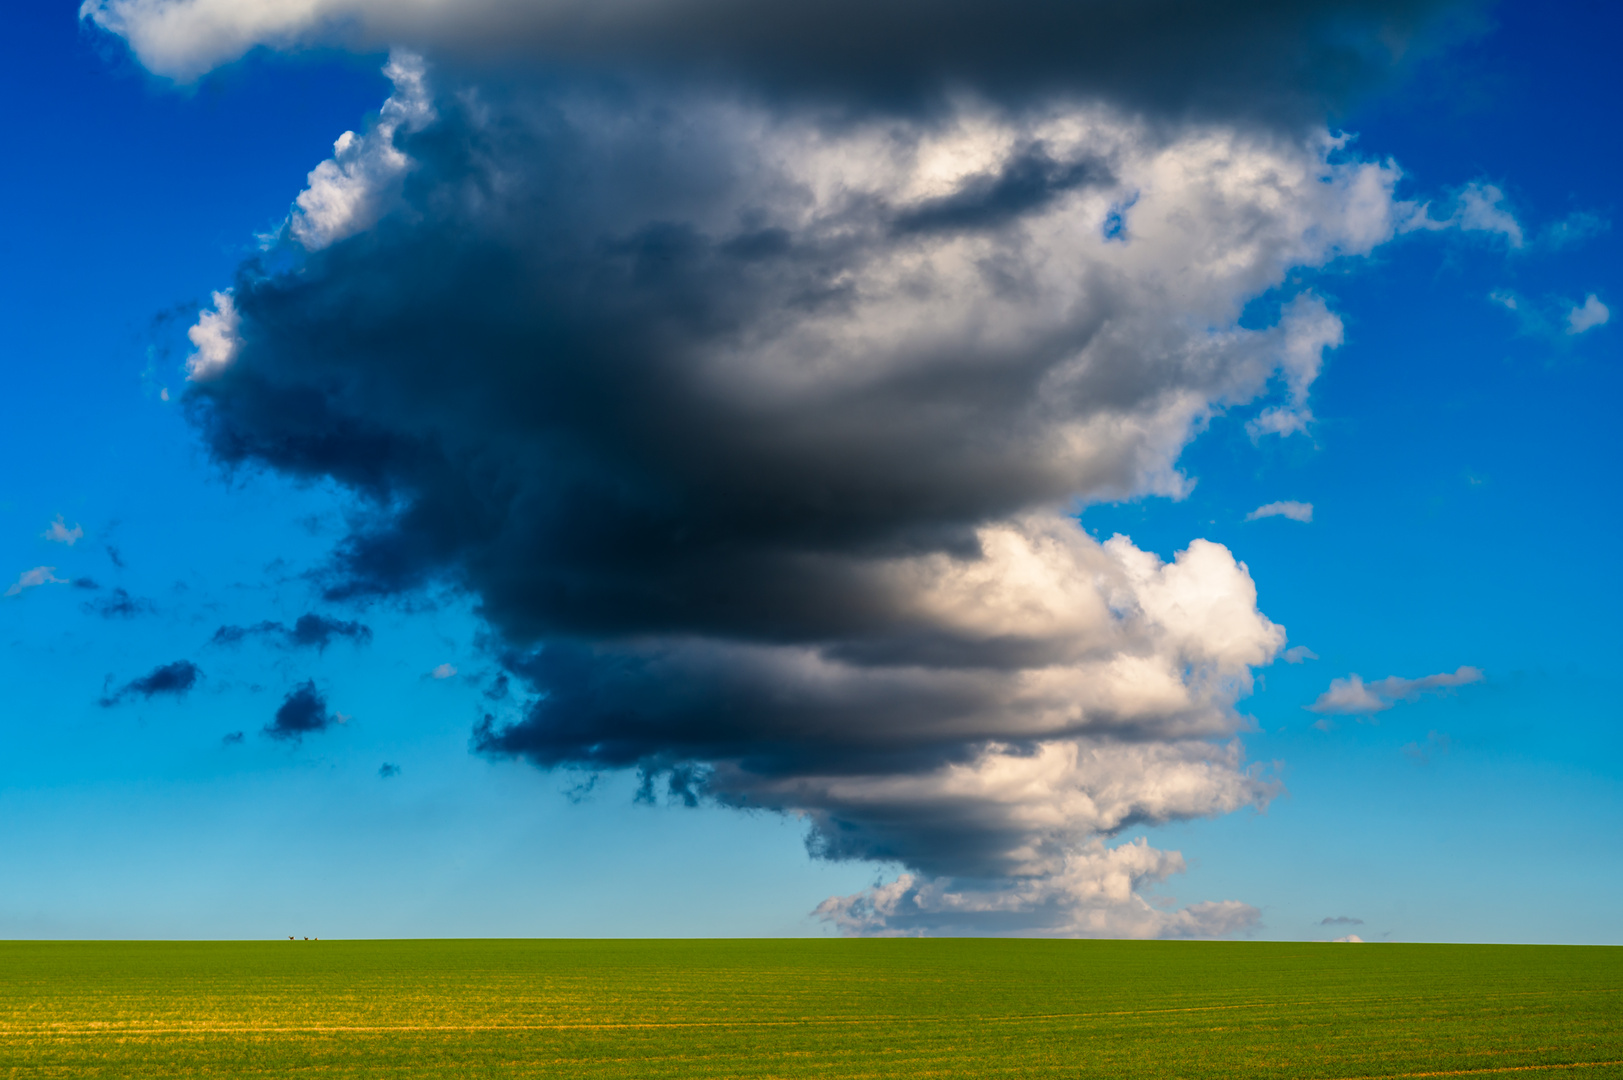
(0, 0), (1617, 941)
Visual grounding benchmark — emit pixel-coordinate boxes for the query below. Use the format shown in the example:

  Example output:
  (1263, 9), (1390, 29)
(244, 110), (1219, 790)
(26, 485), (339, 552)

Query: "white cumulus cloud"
(185, 290), (240, 380)
(290, 53), (434, 250)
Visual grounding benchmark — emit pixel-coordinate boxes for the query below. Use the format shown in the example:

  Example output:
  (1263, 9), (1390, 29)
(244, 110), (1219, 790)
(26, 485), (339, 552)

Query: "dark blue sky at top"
(0, 0), (1618, 940)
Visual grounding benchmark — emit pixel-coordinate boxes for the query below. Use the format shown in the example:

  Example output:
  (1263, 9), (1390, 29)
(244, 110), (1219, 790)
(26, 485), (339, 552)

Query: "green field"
(1, 939), (1619, 1078)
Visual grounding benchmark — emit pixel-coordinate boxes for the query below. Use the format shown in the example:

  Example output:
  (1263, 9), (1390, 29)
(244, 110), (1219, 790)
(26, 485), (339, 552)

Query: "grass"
(0, 939), (1619, 1078)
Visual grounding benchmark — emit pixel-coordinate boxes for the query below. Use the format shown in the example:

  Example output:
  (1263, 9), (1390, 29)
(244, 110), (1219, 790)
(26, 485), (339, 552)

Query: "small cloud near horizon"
(1320, 915), (1363, 926)
(1247, 501), (1312, 523)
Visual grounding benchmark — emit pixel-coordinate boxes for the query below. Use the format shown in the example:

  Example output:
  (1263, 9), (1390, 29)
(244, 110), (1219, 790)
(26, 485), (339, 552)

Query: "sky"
(0, 0), (1618, 942)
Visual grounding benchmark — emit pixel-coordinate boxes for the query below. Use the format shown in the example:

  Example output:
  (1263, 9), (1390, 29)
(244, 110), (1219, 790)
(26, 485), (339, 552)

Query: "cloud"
(93, 19), (1475, 933)
(1400, 181), (1524, 246)
(290, 54), (433, 251)
(814, 838), (1260, 937)
(1332, 934), (1365, 943)
(100, 659), (202, 706)
(1566, 294), (1610, 335)
(81, 0), (1464, 126)
(186, 290), (239, 380)
(222, 730), (245, 745)
(1284, 646), (1319, 664)
(5, 566), (66, 597)
(264, 680), (342, 740)
(1246, 501), (1313, 523)
(1320, 915), (1363, 925)
(42, 515), (84, 545)
(1490, 289), (1610, 340)
(212, 612), (371, 650)
(1308, 666), (1482, 716)
(82, 587), (156, 619)
(379, 762), (400, 778)
(286, 613), (372, 649)
(1402, 729), (1451, 765)
(430, 663), (457, 679)
(1537, 210), (1609, 252)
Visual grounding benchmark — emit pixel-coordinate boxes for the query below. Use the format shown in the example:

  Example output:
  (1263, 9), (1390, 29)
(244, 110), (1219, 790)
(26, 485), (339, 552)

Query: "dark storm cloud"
(211, 613), (372, 650)
(172, 58), (1390, 904)
(264, 680), (340, 740)
(100, 659), (201, 706)
(136, 0), (1456, 925)
(91, 0), (1477, 126)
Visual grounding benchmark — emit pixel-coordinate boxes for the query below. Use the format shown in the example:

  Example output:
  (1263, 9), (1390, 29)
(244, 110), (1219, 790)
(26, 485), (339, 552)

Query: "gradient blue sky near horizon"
(1, 0), (1618, 942)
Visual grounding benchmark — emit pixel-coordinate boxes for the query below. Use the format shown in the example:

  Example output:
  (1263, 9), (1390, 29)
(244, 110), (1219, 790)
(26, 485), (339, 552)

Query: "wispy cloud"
(1309, 666), (1483, 716)
(1400, 181), (1524, 247)
(1320, 915), (1363, 926)
(1247, 501), (1313, 523)
(5, 566), (66, 597)
(1491, 289), (1610, 339)
(212, 613), (372, 651)
(83, 587), (156, 619)
(42, 515), (83, 545)
(1402, 730), (1452, 765)
(1284, 645), (1319, 664)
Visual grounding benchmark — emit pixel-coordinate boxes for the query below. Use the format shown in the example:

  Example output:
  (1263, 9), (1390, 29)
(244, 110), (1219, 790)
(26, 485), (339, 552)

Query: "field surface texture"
(1, 939), (1619, 1078)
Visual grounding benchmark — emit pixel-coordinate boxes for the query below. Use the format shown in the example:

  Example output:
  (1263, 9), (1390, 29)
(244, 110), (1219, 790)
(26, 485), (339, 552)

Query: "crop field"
(0, 939), (1619, 1078)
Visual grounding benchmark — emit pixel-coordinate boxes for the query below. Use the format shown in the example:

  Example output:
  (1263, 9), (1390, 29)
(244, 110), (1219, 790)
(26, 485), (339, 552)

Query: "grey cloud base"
(170, 59), (1425, 933)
